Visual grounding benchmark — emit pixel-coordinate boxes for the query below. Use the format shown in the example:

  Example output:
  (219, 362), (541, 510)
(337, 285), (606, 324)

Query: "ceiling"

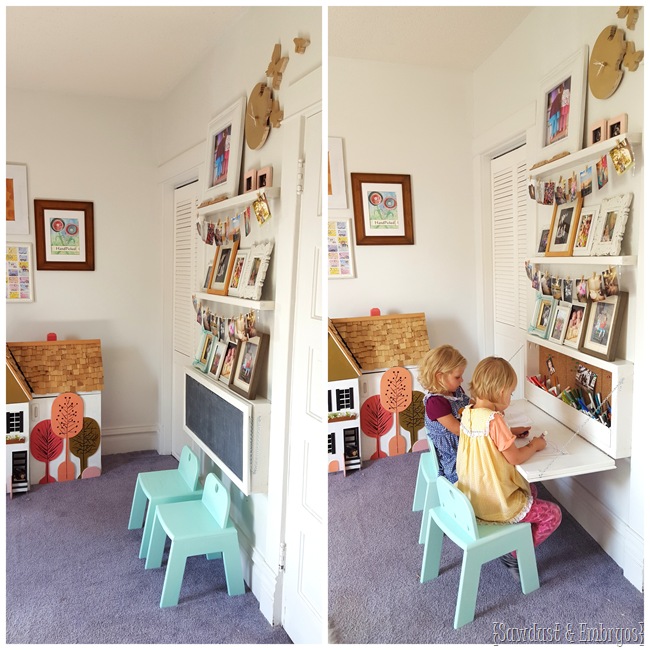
(6, 6), (535, 101)
(329, 6), (534, 71)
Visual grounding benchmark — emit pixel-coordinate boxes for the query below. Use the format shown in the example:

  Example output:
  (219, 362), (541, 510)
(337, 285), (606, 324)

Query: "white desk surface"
(505, 399), (615, 483)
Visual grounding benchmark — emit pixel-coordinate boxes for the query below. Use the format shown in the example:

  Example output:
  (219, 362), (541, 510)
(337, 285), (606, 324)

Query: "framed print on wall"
(538, 46), (588, 160)
(203, 97), (246, 202)
(230, 333), (269, 400)
(6, 164), (29, 235)
(6, 243), (34, 302)
(33, 199), (95, 270)
(579, 293), (628, 361)
(328, 137), (347, 209)
(572, 205), (599, 256)
(208, 240), (239, 296)
(351, 172), (414, 245)
(590, 193), (632, 256)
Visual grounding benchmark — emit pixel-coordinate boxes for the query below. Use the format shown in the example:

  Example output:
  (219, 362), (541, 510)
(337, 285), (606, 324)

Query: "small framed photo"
(240, 240), (273, 300)
(207, 340), (227, 380)
(579, 293), (628, 361)
(202, 264), (213, 290)
(589, 119), (608, 145)
(537, 228), (550, 253)
(563, 302), (587, 348)
(244, 169), (257, 193)
(256, 166), (273, 189)
(607, 113), (628, 139)
(230, 333), (269, 400)
(529, 294), (555, 339)
(546, 196), (583, 256)
(193, 331), (214, 372)
(6, 242), (34, 302)
(218, 341), (238, 386)
(228, 249), (250, 297)
(549, 300), (572, 345)
(590, 193), (632, 256)
(572, 205), (599, 256)
(208, 240), (239, 295)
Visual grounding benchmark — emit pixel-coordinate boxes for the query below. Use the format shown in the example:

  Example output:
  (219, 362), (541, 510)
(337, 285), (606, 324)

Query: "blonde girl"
(417, 345), (470, 483)
(456, 357), (562, 578)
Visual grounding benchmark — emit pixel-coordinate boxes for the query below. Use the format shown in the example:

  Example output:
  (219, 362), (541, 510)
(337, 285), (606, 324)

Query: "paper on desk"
(504, 401), (533, 429)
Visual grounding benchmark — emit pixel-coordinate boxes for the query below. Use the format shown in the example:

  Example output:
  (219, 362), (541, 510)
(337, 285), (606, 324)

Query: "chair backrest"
(434, 476), (479, 541)
(426, 438), (441, 474)
(202, 473), (230, 529)
(178, 446), (200, 491)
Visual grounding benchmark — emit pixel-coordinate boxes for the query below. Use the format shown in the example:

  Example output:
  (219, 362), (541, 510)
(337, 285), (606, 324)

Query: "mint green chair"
(128, 445), (202, 559)
(420, 476), (539, 629)
(412, 439), (441, 543)
(145, 472), (245, 608)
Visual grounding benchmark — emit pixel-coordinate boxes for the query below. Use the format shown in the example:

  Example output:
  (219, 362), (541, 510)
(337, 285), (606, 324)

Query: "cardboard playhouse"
(328, 313), (431, 472)
(5, 339), (104, 491)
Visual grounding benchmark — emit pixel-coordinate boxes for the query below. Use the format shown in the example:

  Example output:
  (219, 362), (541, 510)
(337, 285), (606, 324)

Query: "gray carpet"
(6, 450), (292, 644)
(328, 451), (644, 644)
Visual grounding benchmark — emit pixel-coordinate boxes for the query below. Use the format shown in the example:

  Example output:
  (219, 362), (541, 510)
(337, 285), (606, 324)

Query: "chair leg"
(454, 553), (483, 629)
(412, 455), (426, 512)
(127, 479), (147, 530)
(145, 510), (167, 570)
(420, 513), (443, 583)
(139, 502), (157, 559)
(160, 544), (188, 608)
(515, 539), (540, 594)
(222, 541), (245, 596)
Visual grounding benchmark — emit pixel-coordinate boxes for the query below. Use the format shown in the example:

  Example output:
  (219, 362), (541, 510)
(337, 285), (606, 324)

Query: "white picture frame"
(590, 193), (632, 256)
(227, 249), (250, 297)
(572, 205), (599, 256)
(6, 242), (34, 302)
(537, 46), (588, 160)
(327, 218), (356, 279)
(563, 302), (587, 349)
(6, 164), (29, 235)
(548, 300), (572, 345)
(202, 97), (246, 202)
(240, 240), (273, 300)
(328, 137), (347, 209)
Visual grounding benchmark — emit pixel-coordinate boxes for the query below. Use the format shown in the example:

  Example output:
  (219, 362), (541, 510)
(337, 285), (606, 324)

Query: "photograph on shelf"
(537, 46), (588, 159)
(193, 332), (214, 372)
(256, 166), (273, 189)
(575, 277), (588, 302)
(572, 205), (599, 256)
(537, 228), (550, 253)
(218, 341), (238, 385)
(240, 240), (273, 300)
(208, 240), (239, 296)
(207, 340), (228, 380)
(548, 300), (572, 345)
(546, 195), (582, 256)
(563, 302), (587, 348)
(227, 249), (250, 297)
(202, 264), (213, 290)
(230, 333), (269, 400)
(529, 294), (555, 339)
(607, 113), (628, 139)
(579, 292), (628, 361)
(562, 278), (573, 303)
(202, 97), (245, 202)
(596, 155), (609, 190)
(588, 119), (607, 145)
(6, 164), (29, 235)
(590, 193), (632, 256)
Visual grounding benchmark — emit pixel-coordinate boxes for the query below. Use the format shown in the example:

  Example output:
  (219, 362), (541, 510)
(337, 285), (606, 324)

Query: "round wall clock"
(245, 82), (273, 150)
(589, 26), (627, 99)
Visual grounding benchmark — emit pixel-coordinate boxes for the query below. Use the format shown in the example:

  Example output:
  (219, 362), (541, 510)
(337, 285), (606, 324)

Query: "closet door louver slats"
(173, 196), (195, 357)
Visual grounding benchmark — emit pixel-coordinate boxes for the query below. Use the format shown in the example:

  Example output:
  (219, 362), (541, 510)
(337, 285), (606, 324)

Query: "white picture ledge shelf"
(529, 255), (637, 266)
(198, 186), (281, 218)
(195, 291), (274, 311)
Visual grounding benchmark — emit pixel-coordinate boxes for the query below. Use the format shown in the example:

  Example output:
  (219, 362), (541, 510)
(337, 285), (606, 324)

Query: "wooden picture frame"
(548, 300), (572, 345)
(230, 333), (269, 400)
(6, 164), (29, 235)
(538, 46), (588, 159)
(572, 205), (599, 256)
(203, 97), (246, 202)
(579, 293), (628, 361)
(589, 119), (608, 145)
(590, 193), (632, 256)
(328, 137), (347, 209)
(351, 172), (414, 245)
(529, 294), (555, 339)
(208, 240), (239, 296)
(563, 302), (587, 349)
(218, 341), (238, 386)
(227, 249), (250, 297)
(240, 240), (273, 300)
(545, 195), (582, 256)
(6, 242), (34, 302)
(607, 113), (628, 139)
(206, 340), (227, 380)
(33, 199), (95, 271)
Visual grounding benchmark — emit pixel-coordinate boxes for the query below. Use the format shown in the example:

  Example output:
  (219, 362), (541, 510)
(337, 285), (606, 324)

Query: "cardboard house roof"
(6, 347), (33, 404)
(328, 320), (362, 381)
(330, 313), (430, 372)
(6, 339), (104, 396)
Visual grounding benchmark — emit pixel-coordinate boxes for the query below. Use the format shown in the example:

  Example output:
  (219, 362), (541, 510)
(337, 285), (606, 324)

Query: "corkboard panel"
(7, 339), (104, 395)
(538, 345), (612, 400)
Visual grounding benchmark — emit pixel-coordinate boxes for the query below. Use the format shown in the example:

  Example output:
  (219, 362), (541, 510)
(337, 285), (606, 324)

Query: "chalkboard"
(185, 373), (244, 481)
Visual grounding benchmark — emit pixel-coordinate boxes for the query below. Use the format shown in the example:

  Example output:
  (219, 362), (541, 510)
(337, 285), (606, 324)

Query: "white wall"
(472, 5), (644, 588)
(6, 90), (160, 453)
(328, 58), (480, 371)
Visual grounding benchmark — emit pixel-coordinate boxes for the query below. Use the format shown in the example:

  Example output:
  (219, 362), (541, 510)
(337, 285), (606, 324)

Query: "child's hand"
(531, 435), (547, 451)
(512, 426), (531, 438)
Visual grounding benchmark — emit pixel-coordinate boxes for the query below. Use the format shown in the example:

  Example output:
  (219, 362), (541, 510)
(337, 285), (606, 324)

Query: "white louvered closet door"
(491, 145), (529, 399)
(171, 181), (198, 458)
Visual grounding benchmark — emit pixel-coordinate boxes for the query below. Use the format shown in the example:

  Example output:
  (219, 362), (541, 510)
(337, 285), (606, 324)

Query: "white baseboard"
(100, 425), (158, 455)
(544, 477), (644, 591)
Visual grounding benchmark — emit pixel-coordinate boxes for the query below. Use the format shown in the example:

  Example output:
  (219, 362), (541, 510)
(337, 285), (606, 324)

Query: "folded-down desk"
(506, 399), (616, 483)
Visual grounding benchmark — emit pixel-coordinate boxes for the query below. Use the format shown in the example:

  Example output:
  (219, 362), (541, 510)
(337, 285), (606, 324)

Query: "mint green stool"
(145, 472), (245, 608)
(421, 476), (539, 629)
(128, 445), (202, 559)
(412, 439), (441, 543)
